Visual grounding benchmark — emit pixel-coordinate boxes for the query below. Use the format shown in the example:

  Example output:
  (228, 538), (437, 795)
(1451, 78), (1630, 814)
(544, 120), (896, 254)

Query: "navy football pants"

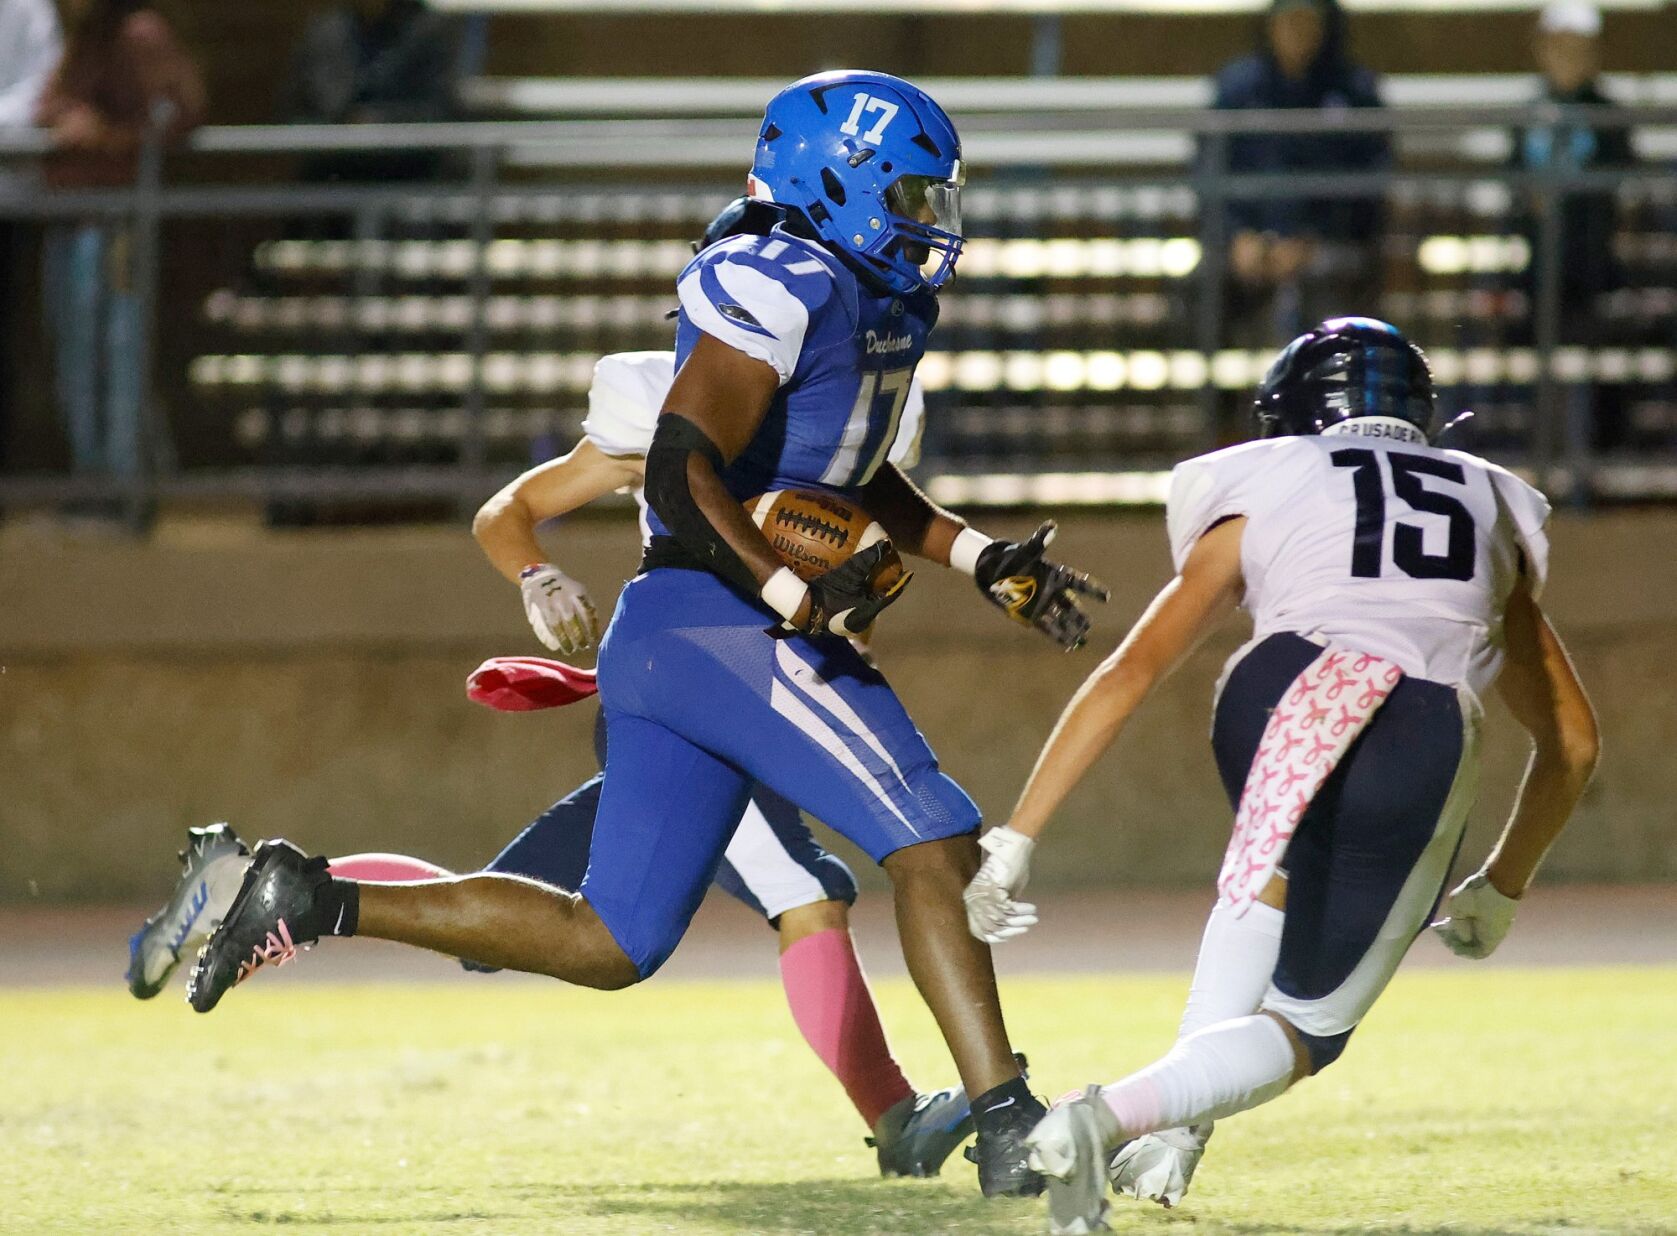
(1212, 633), (1479, 1070)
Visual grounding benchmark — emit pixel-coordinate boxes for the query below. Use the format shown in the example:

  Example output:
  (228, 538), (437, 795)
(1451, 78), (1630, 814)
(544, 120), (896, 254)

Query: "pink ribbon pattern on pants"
(1216, 647), (1404, 916)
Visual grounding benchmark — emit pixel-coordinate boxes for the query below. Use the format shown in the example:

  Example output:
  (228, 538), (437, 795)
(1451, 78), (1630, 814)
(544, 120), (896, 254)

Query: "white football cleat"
(1026, 1086), (1117, 1235)
(126, 823), (250, 999)
(1109, 1122), (1212, 1208)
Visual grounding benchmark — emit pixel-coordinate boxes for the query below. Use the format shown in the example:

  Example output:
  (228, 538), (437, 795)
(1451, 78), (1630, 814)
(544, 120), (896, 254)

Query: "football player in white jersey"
(124, 199), (979, 1179)
(960, 318), (1600, 1233)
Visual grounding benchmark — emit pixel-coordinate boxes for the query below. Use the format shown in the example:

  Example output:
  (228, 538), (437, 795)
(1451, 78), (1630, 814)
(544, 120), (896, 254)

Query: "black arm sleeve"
(643, 413), (762, 597)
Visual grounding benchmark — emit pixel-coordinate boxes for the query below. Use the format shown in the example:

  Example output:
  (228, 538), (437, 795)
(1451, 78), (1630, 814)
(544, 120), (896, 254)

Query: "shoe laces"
(235, 918), (299, 984)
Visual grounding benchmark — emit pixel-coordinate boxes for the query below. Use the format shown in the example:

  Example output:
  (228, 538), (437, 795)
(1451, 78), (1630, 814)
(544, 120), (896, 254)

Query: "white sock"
(1135, 900), (1285, 1147)
(1099, 1015), (1296, 1140)
(1179, 900), (1284, 1039)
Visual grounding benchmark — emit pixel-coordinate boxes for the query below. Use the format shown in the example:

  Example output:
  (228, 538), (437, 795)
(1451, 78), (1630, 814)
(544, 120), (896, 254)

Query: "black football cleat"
(967, 1091), (1049, 1198)
(186, 839), (338, 1013)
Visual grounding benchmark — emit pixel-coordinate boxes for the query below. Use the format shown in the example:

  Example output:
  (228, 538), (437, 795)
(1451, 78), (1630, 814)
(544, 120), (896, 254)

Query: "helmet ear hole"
(819, 167), (847, 207)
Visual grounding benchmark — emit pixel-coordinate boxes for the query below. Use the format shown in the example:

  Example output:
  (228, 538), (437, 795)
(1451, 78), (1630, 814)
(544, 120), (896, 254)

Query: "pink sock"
(779, 928), (915, 1129)
(327, 853), (452, 882)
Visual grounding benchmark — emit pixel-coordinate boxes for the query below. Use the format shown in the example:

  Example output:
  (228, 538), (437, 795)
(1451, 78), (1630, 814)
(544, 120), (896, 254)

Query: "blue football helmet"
(749, 70), (965, 295)
(1253, 316), (1438, 440)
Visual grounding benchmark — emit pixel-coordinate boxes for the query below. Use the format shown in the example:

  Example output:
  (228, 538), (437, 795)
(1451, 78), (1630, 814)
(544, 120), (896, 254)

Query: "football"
(744, 489), (894, 583)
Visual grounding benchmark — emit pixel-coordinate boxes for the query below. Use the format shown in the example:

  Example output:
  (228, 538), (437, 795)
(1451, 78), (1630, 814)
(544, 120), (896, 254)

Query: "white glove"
(518, 563), (601, 654)
(1431, 870), (1519, 960)
(963, 826), (1039, 944)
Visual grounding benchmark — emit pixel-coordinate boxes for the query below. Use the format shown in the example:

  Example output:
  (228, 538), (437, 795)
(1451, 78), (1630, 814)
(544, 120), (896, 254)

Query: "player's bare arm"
(854, 461), (961, 561)
(1486, 580), (1600, 893)
(473, 441), (645, 653)
(650, 333), (909, 638)
(473, 440), (644, 583)
(964, 518), (1244, 943)
(1433, 577), (1600, 959)
(1013, 517), (1245, 840)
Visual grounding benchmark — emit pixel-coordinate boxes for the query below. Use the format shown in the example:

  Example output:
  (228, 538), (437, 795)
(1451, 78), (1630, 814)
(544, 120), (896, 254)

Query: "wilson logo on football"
(989, 575), (1036, 618)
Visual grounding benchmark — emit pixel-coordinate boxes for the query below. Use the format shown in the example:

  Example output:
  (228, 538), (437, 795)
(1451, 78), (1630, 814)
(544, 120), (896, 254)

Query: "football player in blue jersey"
(187, 71), (1106, 1198)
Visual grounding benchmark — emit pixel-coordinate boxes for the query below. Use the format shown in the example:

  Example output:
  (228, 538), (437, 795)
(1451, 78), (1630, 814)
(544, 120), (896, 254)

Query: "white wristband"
(950, 526), (995, 577)
(760, 566), (810, 623)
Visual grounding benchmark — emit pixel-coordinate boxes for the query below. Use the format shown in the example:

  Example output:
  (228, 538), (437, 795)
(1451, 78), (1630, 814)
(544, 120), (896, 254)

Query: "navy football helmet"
(1253, 317), (1437, 440)
(749, 70), (964, 294)
(694, 195), (785, 254)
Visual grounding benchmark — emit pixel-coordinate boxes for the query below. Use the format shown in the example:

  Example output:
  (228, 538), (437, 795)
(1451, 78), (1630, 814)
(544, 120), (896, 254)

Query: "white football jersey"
(579, 349), (928, 544)
(1168, 419), (1552, 700)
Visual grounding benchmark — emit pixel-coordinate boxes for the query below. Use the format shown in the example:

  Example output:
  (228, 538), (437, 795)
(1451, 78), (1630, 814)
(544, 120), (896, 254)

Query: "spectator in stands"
(1208, 0), (1388, 345)
(1516, 1), (1632, 319)
(35, 0), (203, 515)
(279, 0), (463, 184)
(0, 0), (63, 483)
(1515, 0), (1634, 458)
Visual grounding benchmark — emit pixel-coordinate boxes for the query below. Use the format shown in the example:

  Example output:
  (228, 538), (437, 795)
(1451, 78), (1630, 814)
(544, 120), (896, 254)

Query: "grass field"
(3, 968), (1674, 1235)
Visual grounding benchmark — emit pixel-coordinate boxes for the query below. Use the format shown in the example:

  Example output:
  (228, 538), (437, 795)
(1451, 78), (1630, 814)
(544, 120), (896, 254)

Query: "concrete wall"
(1, 508), (1671, 903)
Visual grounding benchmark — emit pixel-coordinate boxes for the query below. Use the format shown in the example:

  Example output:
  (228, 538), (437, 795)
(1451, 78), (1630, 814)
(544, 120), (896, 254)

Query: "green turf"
(2, 968), (1673, 1234)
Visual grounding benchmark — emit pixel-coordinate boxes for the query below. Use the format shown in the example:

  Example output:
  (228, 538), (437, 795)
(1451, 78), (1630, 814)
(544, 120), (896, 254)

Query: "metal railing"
(1, 102), (1673, 517)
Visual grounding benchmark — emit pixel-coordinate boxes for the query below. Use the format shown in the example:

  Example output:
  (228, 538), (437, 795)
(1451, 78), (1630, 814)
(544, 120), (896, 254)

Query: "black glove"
(777, 541), (913, 639)
(973, 521), (1109, 650)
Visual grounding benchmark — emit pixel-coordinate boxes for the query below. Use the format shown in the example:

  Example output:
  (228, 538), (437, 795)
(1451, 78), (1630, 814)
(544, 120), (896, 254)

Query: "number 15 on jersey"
(1332, 448), (1477, 582)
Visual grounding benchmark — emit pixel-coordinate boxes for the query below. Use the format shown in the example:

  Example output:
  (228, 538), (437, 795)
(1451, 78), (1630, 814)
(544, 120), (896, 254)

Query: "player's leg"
(648, 632), (1022, 1096)
(1031, 661), (1479, 1231)
(327, 854), (452, 881)
(1092, 680), (1474, 1142)
(714, 787), (975, 1175)
(335, 723), (611, 977)
(186, 712), (750, 1010)
(354, 713), (750, 983)
(604, 572), (1040, 1195)
(713, 792), (916, 1128)
(1105, 642), (1315, 1206)
(1109, 876), (1285, 1208)
(1255, 671), (1479, 1077)
(478, 776), (603, 891)
(127, 829), (456, 1001)
(475, 710), (611, 891)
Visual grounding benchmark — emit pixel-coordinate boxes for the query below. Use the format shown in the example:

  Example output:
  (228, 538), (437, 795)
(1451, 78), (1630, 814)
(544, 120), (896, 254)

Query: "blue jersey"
(586, 231), (978, 979)
(649, 225), (937, 538)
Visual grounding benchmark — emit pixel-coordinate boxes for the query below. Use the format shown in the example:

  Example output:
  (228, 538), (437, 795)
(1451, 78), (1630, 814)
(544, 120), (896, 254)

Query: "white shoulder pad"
(581, 350), (674, 458)
(676, 237), (835, 386)
(1481, 460), (1553, 599)
(1166, 439), (1295, 572)
(885, 374), (927, 469)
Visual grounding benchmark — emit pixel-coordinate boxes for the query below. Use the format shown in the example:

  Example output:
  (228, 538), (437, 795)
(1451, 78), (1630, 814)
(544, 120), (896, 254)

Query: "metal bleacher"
(167, 73), (1677, 510)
